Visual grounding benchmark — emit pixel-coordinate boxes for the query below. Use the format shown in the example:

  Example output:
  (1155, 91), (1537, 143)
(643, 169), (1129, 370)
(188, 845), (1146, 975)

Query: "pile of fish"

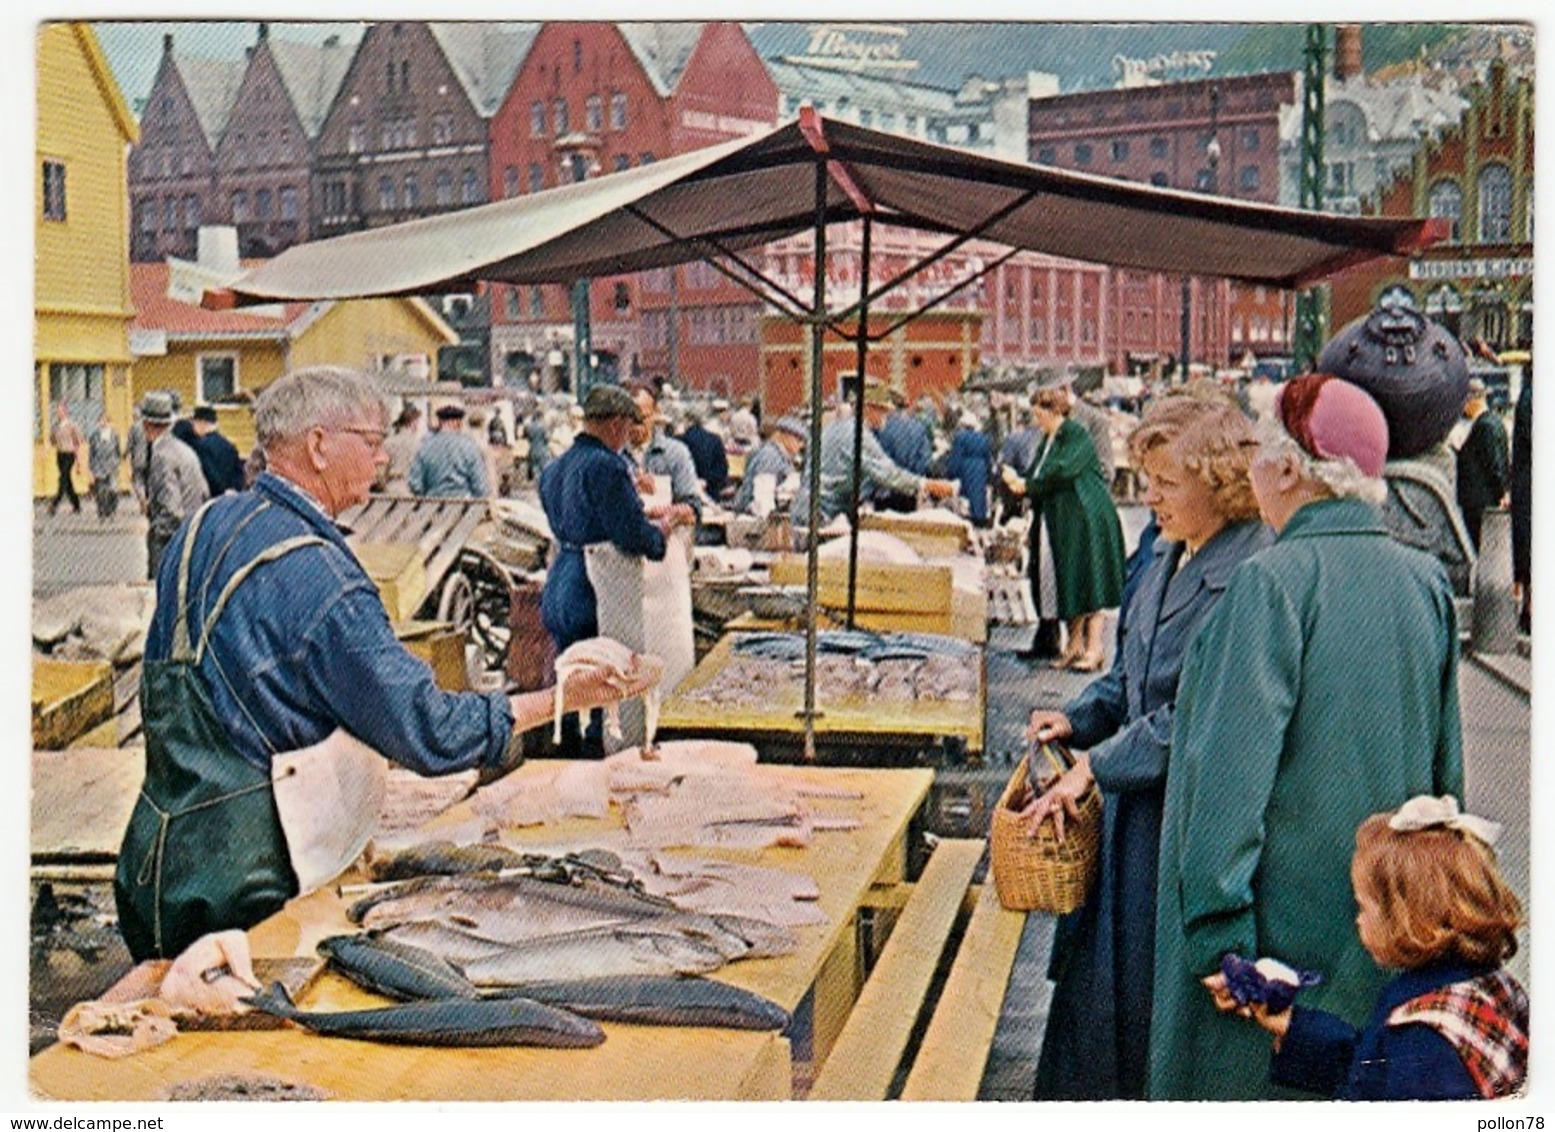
(33, 584), (155, 664)
(459, 740), (864, 851)
(680, 630), (982, 705)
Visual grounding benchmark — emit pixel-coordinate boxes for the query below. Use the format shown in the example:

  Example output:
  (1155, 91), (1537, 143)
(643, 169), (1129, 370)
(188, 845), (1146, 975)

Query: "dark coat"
(538, 434), (666, 651)
(194, 429), (245, 496)
(680, 424), (730, 500)
(1455, 409), (1509, 545)
(1034, 519), (1273, 1100)
(1151, 499), (1464, 1100)
(1510, 382), (1532, 586)
(1025, 419), (1125, 619)
(944, 426), (992, 525)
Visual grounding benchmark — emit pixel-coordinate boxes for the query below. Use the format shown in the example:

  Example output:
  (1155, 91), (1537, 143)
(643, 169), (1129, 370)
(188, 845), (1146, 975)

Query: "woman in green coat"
(1150, 375), (1464, 1100)
(1003, 387), (1125, 670)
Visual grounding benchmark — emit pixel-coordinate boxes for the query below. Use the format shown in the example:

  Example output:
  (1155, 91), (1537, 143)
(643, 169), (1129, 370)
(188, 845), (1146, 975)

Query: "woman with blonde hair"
(1024, 387), (1271, 1099)
(1002, 386), (1125, 670)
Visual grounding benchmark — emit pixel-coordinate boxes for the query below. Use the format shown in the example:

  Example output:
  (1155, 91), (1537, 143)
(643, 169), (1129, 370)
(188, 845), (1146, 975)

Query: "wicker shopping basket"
(989, 741), (1102, 913)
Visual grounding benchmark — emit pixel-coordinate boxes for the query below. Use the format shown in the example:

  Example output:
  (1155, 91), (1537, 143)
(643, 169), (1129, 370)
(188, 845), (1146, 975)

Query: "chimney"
(1335, 25), (1363, 82)
(163, 33), (174, 55)
(257, 22), (270, 42)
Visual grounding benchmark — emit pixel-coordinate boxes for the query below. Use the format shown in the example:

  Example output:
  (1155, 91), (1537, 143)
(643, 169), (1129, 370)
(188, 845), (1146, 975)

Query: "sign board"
(1409, 257), (1534, 282)
(784, 23), (919, 73)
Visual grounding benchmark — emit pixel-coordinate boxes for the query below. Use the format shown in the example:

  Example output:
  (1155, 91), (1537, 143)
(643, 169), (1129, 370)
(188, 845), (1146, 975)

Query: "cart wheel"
(451, 548), (515, 675)
(437, 571), (475, 631)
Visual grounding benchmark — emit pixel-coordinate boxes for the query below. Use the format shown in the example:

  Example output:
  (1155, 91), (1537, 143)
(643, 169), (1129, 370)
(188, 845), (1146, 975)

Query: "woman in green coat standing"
(1003, 386), (1125, 670)
(1150, 375), (1464, 1100)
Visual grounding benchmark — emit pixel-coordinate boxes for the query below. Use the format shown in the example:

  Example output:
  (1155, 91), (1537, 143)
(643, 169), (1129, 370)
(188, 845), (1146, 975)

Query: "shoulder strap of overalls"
(169, 501), (220, 663)
(192, 533), (333, 666)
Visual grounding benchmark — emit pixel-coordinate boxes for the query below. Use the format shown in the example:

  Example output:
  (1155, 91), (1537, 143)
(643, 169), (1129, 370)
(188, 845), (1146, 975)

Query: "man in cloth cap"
(791, 377), (956, 525)
(732, 415), (806, 515)
(142, 391), (209, 580)
(1150, 374), (1463, 1100)
(539, 384), (693, 755)
(408, 403), (489, 497)
(189, 405), (245, 497)
(1454, 377), (1510, 552)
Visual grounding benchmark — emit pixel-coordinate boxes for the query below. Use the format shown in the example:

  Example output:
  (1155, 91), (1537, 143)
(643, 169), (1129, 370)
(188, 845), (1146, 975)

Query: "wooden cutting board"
(98, 956), (325, 1030)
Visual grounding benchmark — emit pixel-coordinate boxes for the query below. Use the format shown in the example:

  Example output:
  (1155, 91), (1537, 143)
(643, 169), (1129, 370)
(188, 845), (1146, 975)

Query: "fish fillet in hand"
(551, 637), (663, 744)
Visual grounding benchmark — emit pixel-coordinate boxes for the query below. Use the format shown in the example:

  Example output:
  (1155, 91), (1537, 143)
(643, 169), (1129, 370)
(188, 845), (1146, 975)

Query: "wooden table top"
(658, 634), (985, 751)
(29, 761), (933, 1103)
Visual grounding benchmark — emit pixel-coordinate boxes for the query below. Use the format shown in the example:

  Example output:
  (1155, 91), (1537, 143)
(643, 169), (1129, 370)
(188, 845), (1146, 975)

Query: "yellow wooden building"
(130, 262), (457, 454)
(34, 23), (139, 496)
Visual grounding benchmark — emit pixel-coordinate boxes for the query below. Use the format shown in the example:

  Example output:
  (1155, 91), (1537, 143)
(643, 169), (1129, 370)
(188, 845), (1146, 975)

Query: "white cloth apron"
(586, 529), (694, 750)
(270, 728), (387, 895)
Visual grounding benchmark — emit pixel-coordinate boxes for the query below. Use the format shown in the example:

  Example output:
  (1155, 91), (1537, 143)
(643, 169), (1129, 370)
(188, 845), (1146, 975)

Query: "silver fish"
(317, 934), (481, 1001)
(512, 976), (790, 1031)
(380, 921), (733, 986)
(241, 982), (604, 1048)
(349, 872), (677, 938)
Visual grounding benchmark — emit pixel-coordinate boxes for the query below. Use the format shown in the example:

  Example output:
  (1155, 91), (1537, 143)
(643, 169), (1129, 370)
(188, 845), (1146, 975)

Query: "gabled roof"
(133, 262), (310, 340)
(269, 33), (357, 138)
(429, 22), (539, 118)
(618, 22), (704, 97)
(174, 51), (248, 147)
(68, 24), (139, 142)
(215, 114), (1448, 309)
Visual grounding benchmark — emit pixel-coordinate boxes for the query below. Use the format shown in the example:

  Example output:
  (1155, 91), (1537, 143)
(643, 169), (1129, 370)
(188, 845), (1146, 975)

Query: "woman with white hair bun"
(1149, 373), (1464, 1100)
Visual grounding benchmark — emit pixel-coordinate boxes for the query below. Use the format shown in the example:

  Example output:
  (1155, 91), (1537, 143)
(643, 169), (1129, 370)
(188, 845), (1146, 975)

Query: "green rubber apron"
(114, 504), (384, 961)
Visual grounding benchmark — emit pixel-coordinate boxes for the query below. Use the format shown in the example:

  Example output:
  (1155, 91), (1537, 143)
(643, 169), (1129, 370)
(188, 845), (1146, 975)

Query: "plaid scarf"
(1387, 969), (1529, 1098)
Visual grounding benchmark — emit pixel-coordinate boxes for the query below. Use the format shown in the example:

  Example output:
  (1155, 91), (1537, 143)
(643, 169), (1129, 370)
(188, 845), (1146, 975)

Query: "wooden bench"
(805, 837), (1027, 1101)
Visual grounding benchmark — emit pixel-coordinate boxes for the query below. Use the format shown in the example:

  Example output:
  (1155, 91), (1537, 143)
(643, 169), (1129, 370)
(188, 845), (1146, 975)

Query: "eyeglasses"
(333, 426), (388, 452)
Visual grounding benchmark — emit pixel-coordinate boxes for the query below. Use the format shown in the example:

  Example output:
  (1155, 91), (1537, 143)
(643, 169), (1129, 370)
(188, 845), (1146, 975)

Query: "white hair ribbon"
(1388, 794), (1502, 846)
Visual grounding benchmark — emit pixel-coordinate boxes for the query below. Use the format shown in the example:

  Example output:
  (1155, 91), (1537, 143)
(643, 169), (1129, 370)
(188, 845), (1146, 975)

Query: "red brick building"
(485, 22), (778, 390)
(1329, 60), (1533, 352)
(1027, 71), (1297, 371)
(129, 35), (245, 261)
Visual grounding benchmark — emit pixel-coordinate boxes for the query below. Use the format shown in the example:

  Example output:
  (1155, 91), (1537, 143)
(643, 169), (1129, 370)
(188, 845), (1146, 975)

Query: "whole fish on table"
(362, 840), (531, 882)
(317, 934), (481, 1001)
(348, 871), (678, 936)
(241, 983), (604, 1048)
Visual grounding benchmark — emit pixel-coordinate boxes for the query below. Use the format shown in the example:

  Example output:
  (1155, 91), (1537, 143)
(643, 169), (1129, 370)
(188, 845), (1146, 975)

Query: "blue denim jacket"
(144, 472), (512, 774)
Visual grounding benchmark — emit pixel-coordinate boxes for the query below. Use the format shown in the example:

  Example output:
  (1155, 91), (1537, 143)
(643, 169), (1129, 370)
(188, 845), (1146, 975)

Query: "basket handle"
(1024, 739), (1076, 795)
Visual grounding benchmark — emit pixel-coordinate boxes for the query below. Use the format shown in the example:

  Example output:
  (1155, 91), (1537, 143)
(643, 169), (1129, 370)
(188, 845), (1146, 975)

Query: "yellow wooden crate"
(859, 512), (970, 558)
(31, 658), (114, 751)
(769, 556), (954, 634)
(396, 620), (469, 692)
(354, 541), (427, 624)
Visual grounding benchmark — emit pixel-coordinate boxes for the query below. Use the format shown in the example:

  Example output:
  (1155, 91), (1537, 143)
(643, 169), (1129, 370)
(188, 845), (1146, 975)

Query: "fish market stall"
(29, 759), (932, 1102)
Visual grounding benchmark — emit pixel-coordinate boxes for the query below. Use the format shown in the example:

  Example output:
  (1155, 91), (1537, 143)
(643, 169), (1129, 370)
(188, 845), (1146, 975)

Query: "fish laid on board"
(317, 934), (481, 1001)
(241, 983), (604, 1048)
(515, 976), (790, 1031)
(349, 872), (679, 938)
(362, 840), (531, 882)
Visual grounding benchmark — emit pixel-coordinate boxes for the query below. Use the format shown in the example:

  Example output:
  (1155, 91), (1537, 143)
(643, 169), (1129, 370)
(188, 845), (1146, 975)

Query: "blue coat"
(409, 431), (489, 497)
(680, 424), (730, 500)
(539, 434), (666, 651)
(878, 410), (932, 476)
(1033, 518), (1272, 1100)
(944, 427), (992, 524)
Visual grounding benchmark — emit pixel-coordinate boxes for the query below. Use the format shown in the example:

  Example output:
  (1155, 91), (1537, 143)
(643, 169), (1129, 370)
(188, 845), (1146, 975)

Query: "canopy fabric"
(212, 115), (1443, 308)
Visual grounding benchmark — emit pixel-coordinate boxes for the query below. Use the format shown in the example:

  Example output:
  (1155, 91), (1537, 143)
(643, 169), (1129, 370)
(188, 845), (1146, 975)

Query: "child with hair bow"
(1206, 795), (1527, 1100)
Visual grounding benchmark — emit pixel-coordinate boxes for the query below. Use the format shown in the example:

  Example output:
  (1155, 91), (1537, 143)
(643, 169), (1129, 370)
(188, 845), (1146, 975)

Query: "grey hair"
(254, 366), (388, 449)
(1254, 415), (1387, 506)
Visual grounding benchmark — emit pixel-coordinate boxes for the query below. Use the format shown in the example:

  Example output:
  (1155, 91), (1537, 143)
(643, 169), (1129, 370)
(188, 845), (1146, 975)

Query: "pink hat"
(1275, 374), (1389, 479)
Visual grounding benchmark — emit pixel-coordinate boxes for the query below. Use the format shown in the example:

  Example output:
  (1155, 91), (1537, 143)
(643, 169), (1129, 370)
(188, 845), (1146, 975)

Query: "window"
(257, 131), (270, 165)
(1428, 179), (1463, 242)
(586, 95), (603, 131)
(1243, 127), (1260, 150)
(385, 59), (395, 93)
(432, 113), (453, 145)
(400, 60), (410, 92)
(504, 287), (520, 319)
(613, 154), (630, 172)
(1111, 139), (1129, 161)
(881, 112), (897, 131)
(639, 152), (655, 165)
(198, 355), (237, 402)
(611, 92), (627, 129)
(41, 160), (66, 220)
(378, 176), (395, 210)
(164, 198), (178, 229)
(553, 98), (569, 134)
(322, 181), (347, 216)
(613, 282), (631, 312)
(403, 175), (419, 208)
(461, 168), (480, 204)
(1036, 146), (1056, 164)
(860, 109), (874, 127)
(1073, 144), (1092, 165)
(138, 199), (157, 232)
(1325, 161), (1353, 196)
(504, 166), (519, 197)
(348, 122), (365, 154)
(1239, 165), (1260, 194)
(49, 363), (105, 433)
(531, 101), (546, 137)
(1478, 163), (1513, 243)
(1150, 136), (1169, 158)
(435, 171), (453, 206)
(529, 164), (544, 192)
(279, 186), (299, 220)
(530, 286), (545, 317)
(573, 39), (583, 73)
(183, 194), (200, 229)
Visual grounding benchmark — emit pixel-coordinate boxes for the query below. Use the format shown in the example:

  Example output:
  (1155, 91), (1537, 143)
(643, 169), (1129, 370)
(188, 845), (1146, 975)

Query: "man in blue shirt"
(732, 415), (804, 515)
(679, 407), (731, 502)
(876, 390), (933, 512)
(626, 383), (703, 525)
(115, 366), (653, 961)
(408, 404), (489, 497)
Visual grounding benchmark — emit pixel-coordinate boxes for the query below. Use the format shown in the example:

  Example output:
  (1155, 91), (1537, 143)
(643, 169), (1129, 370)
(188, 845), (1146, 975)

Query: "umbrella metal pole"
(846, 213), (873, 629)
(802, 155), (829, 763)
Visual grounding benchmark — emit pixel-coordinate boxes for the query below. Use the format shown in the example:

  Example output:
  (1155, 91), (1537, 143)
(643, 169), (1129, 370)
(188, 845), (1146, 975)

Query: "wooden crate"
(769, 557), (954, 635)
(354, 541), (427, 624)
(32, 659), (114, 751)
(396, 620), (468, 692)
(859, 512), (970, 559)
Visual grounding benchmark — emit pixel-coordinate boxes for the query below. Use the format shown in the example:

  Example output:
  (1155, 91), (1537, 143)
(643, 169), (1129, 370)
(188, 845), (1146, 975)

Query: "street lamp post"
(1179, 86), (1221, 382)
